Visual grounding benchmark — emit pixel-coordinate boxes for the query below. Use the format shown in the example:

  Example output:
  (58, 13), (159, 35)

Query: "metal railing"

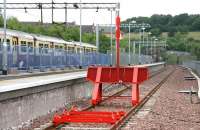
(182, 60), (200, 76)
(0, 45), (154, 72)
(110, 52), (153, 65)
(0, 45), (110, 71)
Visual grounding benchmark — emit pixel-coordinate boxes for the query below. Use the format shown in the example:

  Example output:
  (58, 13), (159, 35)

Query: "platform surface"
(0, 71), (86, 93)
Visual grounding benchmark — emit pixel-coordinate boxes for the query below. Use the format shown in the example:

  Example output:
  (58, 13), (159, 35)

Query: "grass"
(122, 31), (200, 41)
(187, 32), (200, 40)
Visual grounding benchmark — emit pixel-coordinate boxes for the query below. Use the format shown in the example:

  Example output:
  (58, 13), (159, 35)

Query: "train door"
(12, 37), (19, 67)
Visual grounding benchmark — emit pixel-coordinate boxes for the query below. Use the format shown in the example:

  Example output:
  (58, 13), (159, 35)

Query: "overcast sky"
(2, 0), (200, 25)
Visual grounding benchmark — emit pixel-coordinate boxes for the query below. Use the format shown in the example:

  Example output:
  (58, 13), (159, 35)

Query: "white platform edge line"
(185, 67), (200, 98)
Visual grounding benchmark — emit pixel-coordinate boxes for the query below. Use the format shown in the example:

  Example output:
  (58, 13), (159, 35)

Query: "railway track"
(41, 66), (173, 130)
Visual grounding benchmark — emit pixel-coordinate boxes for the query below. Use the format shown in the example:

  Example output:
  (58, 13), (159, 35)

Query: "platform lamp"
(139, 27), (145, 64)
(147, 32), (152, 55)
(154, 38), (158, 62)
(128, 20), (136, 66)
(78, 0), (83, 69)
(142, 27), (145, 52)
(2, 0), (7, 75)
(108, 8), (115, 66)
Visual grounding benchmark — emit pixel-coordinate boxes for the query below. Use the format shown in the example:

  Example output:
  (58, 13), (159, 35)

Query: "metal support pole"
(147, 33), (148, 55)
(110, 10), (113, 66)
(39, 48), (42, 70)
(65, 3), (67, 26)
(139, 31), (141, 64)
(51, 0), (54, 24)
(151, 38), (153, 56)
(40, 3), (43, 24)
(142, 28), (145, 55)
(95, 24), (99, 65)
(128, 23), (131, 65)
(154, 39), (156, 61)
(79, 0), (82, 69)
(26, 46), (29, 71)
(2, 0), (7, 75)
(133, 41), (135, 64)
(96, 24), (99, 52)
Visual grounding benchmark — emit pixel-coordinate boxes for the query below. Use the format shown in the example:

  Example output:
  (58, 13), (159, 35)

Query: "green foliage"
(7, 17), (21, 30)
(99, 34), (110, 53)
(0, 16), (3, 27)
(82, 33), (95, 44)
(191, 17), (200, 31)
(150, 28), (161, 36)
(1, 16), (110, 53)
(168, 27), (176, 37)
(167, 33), (200, 60)
(123, 13), (200, 33)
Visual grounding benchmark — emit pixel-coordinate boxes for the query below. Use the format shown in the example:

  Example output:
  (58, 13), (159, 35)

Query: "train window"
(28, 42), (33, 53)
(59, 46), (63, 51)
(44, 44), (49, 54)
(39, 43), (43, 48)
(50, 43), (54, 48)
(28, 42), (33, 47)
(39, 43), (43, 53)
(86, 48), (90, 53)
(44, 44), (49, 48)
(20, 41), (27, 53)
(64, 45), (67, 50)
(7, 39), (11, 52)
(77, 48), (80, 53)
(55, 45), (59, 50)
(68, 46), (75, 53)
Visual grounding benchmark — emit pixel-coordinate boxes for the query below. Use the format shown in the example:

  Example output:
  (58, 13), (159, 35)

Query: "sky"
(1, 0), (200, 25)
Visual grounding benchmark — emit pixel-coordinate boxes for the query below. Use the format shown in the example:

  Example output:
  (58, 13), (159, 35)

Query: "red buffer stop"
(87, 15), (148, 106)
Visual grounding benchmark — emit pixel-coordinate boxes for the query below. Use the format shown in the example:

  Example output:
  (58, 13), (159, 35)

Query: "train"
(0, 28), (97, 54)
(0, 28), (107, 70)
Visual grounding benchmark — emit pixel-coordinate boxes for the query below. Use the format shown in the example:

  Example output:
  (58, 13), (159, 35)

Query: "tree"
(191, 17), (200, 31)
(168, 27), (176, 37)
(99, 34), (110, 53)
(150, 28), (161, 36)
(7, 17), (21, 30)
(0, 16), (3, 27)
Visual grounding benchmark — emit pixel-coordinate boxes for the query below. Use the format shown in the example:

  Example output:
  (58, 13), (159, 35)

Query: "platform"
(0, 62), (165, 94)
(0, 71), (86, 93)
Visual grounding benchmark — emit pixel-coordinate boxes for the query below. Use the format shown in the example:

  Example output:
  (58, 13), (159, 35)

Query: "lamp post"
(128, 20), (136, 65)
(142, 27), (145, 54)
(110, 9), (113, 66)
(147, 32), (151, 55)
(150, 37), (153, 56)
(79, 0), (82, 69)
(2, 0), (7, 75)
(138, 27), (145, 64)
(154, 38), (158, 62)
(133, 41), (136, 64)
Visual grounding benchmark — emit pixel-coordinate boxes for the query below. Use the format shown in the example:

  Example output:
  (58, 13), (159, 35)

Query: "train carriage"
(0, 28), (35, 69)
(0, 28), (98, 70)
